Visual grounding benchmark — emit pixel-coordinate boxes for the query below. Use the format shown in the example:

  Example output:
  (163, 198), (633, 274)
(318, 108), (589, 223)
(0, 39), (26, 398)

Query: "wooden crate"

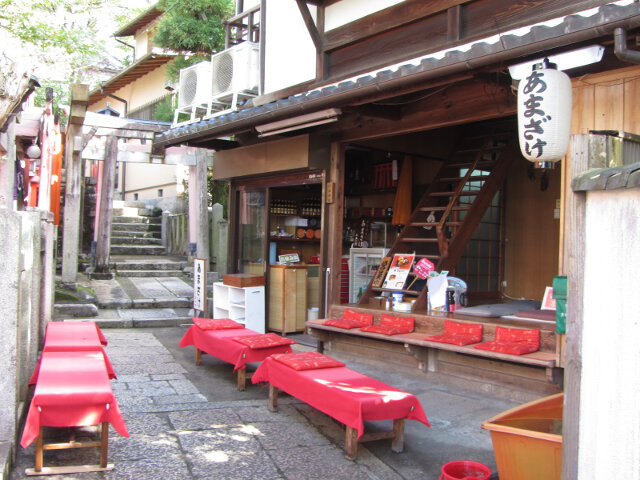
(222, 273), (265, 288)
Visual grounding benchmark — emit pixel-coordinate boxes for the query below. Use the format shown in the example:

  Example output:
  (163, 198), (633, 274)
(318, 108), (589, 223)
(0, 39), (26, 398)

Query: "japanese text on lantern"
(521, 70), (550, 159)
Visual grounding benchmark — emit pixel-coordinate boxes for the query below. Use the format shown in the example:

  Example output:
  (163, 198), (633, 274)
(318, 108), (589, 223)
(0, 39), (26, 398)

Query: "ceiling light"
(508, 45), (605, 80)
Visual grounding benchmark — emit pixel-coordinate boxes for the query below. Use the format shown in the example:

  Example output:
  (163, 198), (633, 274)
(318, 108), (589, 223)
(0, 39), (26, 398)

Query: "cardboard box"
(223, 274), (265, 288)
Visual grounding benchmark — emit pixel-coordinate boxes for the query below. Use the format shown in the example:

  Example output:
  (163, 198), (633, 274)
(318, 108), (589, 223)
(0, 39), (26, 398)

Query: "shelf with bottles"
(269, 195), (322, 218)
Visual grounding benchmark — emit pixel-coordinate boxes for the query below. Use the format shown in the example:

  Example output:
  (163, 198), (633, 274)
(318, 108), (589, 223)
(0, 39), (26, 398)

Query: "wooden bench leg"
(35, 427), (43, 473)
(268, 384), (278, 412)
(237, 368), (246, 391)
(391, 419), (405, 453)
(100, 422), (108, 468)
(316, 340), (325, 354)
(345, 426), (358, 460)
(195, 348), (202, 366)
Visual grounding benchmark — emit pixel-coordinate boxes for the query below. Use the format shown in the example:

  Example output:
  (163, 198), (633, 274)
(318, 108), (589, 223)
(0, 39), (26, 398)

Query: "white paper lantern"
(517, 59), (572, 166)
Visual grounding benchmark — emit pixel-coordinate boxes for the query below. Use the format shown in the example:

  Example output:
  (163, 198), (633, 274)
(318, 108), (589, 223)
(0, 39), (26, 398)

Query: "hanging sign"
(517, 59), (572, 165)
(193, 258), (207, 313)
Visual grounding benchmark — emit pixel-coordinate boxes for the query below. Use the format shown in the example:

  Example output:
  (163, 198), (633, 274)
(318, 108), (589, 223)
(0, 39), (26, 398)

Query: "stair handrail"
(435, 138), (491, 256)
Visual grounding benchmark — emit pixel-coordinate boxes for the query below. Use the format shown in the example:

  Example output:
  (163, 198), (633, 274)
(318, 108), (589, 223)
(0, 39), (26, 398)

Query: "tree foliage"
(153, 0), (234, 54)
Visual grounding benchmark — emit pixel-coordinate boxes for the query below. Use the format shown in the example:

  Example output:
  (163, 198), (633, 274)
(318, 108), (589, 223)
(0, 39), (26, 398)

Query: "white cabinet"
(213, 282), (265, 333)
(349, 247), (389, 303)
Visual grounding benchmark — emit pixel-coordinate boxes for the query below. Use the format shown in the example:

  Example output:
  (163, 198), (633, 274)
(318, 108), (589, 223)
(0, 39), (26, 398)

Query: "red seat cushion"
(323, 309), (374, 329)
(342, 308), (374, 326)
(272, 352), (345, 371)
(232, 333), (297, 349)
(193, 317), (245, 331)
(360, 314), (414, 335)
(425, 320), (483, 346)
(473, 326), (540, 355)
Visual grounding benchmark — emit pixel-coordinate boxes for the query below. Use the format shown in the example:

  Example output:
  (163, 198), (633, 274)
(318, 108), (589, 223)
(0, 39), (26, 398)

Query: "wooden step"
(409, 222), (462, 227)
(429, 191), (478, 197)
(439, 175), (490, 183)
(398, 237), (439, 243)
(418, 206), (470, 212)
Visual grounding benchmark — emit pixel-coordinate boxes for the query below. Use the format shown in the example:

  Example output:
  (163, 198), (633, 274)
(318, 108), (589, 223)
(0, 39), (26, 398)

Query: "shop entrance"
(232, 172), (325, 335)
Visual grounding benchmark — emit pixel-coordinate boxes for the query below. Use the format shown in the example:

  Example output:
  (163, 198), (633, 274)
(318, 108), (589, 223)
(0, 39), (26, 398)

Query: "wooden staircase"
(359, 124), (520, 311)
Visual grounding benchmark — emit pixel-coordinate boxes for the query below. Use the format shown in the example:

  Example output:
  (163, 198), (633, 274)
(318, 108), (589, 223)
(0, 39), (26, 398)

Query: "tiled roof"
(114, 5), (163, 37)
(155, 2), (640, 149)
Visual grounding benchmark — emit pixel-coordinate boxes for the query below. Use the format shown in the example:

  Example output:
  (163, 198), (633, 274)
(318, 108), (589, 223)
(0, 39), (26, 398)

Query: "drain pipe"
(100, 85), (128, 116)
(614, 28), (640, 64)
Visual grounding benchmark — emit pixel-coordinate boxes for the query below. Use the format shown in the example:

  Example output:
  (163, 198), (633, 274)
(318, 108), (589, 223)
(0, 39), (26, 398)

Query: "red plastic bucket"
(439, 460), (491, 480)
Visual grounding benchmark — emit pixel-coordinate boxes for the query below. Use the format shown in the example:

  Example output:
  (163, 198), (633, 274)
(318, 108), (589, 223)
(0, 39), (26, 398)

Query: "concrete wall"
(0, 209), (53, 463)
(578, 188), (640, 479)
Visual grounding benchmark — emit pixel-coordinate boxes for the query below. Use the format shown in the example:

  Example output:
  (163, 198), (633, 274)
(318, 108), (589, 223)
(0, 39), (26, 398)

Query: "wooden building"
(153, 2), (640, 478)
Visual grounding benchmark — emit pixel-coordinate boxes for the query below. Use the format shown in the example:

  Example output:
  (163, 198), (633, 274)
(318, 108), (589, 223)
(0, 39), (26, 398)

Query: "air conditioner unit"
(177, 61), (212, 109)
(211, 42), (259, 101)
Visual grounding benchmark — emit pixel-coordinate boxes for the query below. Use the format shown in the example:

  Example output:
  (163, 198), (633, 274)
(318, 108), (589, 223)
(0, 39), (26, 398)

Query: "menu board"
(381, 254), (415, 290)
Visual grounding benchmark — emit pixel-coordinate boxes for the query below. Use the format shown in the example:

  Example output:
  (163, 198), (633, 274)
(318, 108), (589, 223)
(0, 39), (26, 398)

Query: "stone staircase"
(110, 201), (165, 256)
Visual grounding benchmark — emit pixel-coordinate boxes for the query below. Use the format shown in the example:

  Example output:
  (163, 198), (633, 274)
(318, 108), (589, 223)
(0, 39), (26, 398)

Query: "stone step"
(113, 216), (162, 225)
(110, 230), (162, 239)
(112, 207), (161, 218)
(111, 236), (162, 246)
(112, 223), (161, 233)
(88, 307), (194, 328)
(116, 269), (186, 278)
(110, 245), (167, 255)
(112, 261), (188, 271)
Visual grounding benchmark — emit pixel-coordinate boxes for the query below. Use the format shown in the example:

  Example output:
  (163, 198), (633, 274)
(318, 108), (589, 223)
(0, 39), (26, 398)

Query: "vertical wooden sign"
(193, 258), (207, 314)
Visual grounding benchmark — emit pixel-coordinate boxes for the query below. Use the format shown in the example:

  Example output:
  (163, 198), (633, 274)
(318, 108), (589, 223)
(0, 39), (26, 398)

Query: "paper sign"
(541, 286), (556, 310)
(382, 254), (415, 290)
(413, 258), (435, 279)
(278, 253), (300, 264)
(193, 258), (207, 313)
(427, 274), (448, 311)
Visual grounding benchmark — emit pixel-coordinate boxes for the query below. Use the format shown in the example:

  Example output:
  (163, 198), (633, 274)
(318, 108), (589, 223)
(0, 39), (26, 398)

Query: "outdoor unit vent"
(211, 42), (259, 100)
(177, 61), (212, 109)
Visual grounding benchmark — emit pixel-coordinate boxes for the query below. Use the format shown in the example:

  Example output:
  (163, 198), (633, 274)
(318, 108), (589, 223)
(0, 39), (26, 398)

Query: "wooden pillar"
(562, 135), (588, 480)
(61, 84), (89, 285)
(324, 141), (344, 315)
(94, 135), (118, 275)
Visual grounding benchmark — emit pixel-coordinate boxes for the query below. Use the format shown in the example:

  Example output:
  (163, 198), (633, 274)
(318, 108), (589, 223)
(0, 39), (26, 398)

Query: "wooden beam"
(447, 5), (463, 42)
(338, 81), (515, 143)
(295, 0), (323, 52)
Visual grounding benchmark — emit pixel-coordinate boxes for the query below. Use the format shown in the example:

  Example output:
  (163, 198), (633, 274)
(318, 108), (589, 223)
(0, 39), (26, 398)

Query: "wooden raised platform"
(306, 305), (563, 395)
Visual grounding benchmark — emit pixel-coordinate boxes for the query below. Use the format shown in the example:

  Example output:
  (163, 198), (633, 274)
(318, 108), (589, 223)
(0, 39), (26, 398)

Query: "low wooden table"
(21, 351), (128, 476)
(252, 356), (429, 459)
(179, 325), (294, 390)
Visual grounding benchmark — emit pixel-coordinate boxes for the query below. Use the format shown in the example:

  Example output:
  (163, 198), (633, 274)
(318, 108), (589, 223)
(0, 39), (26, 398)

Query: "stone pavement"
(11, 323), (525, 479)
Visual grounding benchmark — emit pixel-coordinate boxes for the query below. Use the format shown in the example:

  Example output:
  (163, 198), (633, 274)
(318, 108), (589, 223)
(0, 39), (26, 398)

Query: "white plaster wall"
(324, 0), (404, 31)
(579, 188), (640, 479)
(263, 1), (316, 93)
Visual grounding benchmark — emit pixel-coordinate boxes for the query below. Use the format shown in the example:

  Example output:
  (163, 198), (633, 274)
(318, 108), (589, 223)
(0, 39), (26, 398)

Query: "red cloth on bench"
(323, 308), (374, 329)
(425, 320), (483, 346)
(474, 326), (540, 355)
(179, 325), (294, 371)
(252, 356), (429, 439)
(193, 317), (245, 330)
(233, 333), (296, 349)
(272, 352), (345, 371)
(360, 314), (414, 335)
(30, 321), (117, 384)
(21, 351), (129, 448)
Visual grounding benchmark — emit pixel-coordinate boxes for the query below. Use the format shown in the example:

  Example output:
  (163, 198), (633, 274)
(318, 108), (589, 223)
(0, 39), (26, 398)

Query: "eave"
(88, 52), (176, 107)
(114, 6), (163, 37)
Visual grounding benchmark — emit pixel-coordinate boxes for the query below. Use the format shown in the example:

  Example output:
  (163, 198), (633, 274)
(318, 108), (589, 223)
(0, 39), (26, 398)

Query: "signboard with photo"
(381, 254), (415, 290)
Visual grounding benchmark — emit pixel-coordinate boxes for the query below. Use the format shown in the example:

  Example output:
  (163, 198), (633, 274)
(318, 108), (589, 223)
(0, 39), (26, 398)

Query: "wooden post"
(61, 84), (88, 285)
(195, 348), (202, 366)
(35, 428), (43, 472)
(237, 368), (246, 391)
(94, 135), (118, 274)
(391, 419), (405, 453)
(0, 118), (16, 208)
(100, 422), (108, 468)
(268, 384), (278, 412)
(344, 426), (358, 460)
(562, 135), (588, 480)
